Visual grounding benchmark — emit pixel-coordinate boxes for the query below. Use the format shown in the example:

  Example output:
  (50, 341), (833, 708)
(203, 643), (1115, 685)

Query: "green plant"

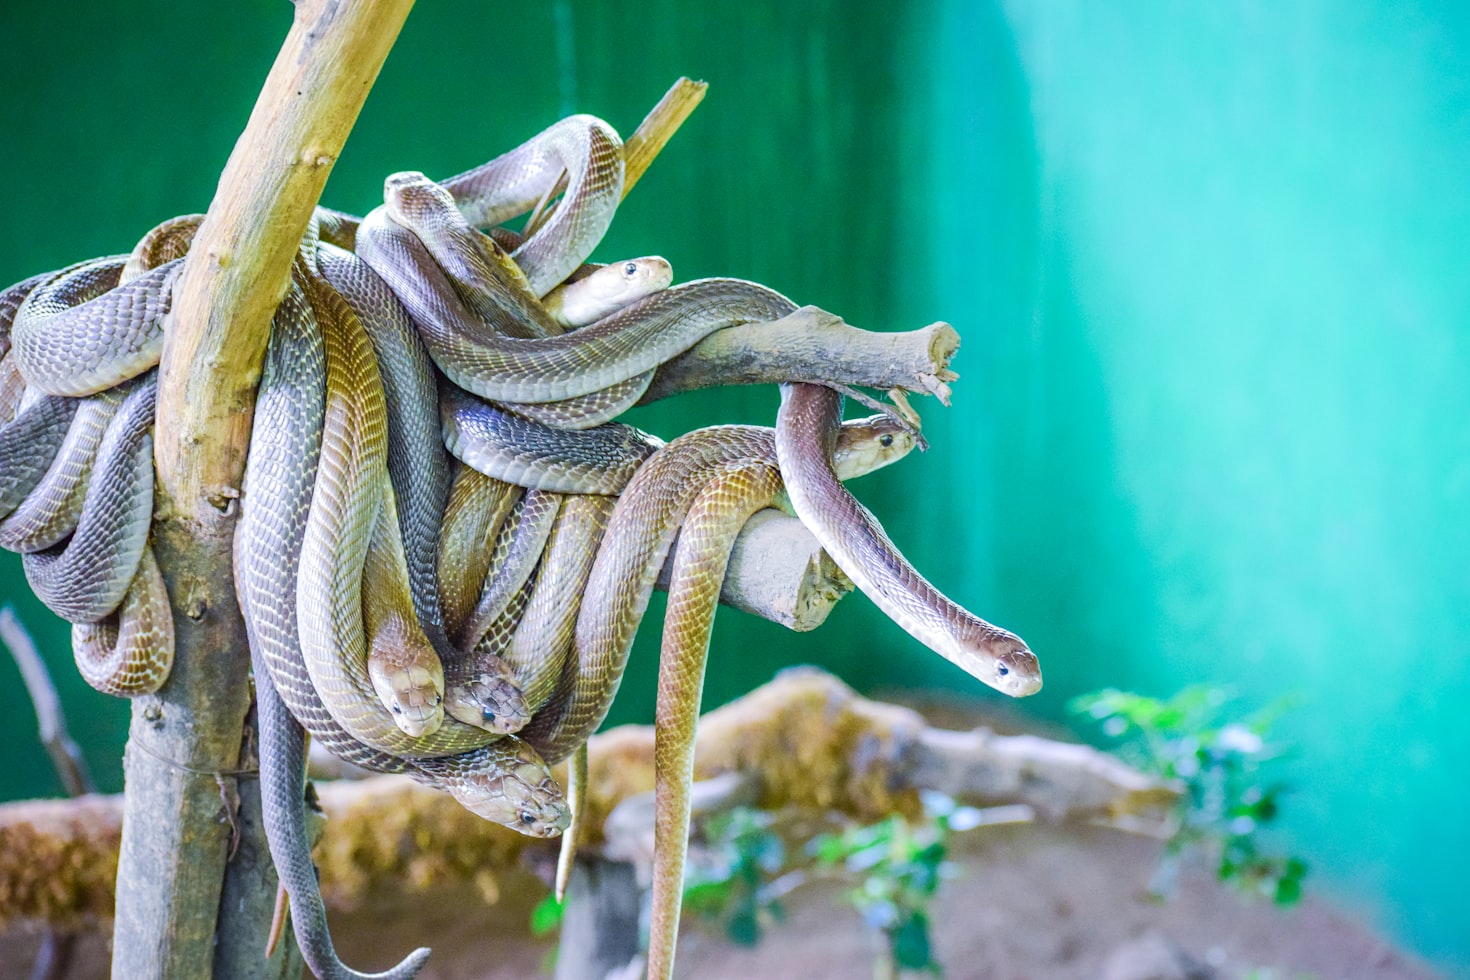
(1071, 685), (1307, 905)
(528, 891), (563, 973)
(682, 805), (790, 946)
(809, 791), (983, 979)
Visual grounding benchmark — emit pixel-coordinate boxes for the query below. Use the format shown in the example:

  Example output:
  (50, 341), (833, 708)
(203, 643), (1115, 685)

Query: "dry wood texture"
(118, 2), (414, 977)
(622, 77), (708, 198)
(640, 310), (962, 406)
(0, 671), (1174, 928)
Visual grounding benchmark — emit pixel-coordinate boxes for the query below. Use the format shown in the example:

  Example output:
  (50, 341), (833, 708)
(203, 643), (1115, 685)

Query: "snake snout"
(389, 698), (444, 737)
(443, 673), (532, 735)
(516, 794), (573, 837)
(995, 647), (1044, 698)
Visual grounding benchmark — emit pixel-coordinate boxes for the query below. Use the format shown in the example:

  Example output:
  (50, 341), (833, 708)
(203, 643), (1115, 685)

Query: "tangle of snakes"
(0, 107), (1041, 980)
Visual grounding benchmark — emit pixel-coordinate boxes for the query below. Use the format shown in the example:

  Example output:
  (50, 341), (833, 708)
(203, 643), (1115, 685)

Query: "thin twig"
(0, 606), (94, 980)
(622, 77), (708, 197)
(0, 607), (94, 797)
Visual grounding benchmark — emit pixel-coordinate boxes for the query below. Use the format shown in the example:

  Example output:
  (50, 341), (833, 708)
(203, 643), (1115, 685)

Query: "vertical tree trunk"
(555, 858), (644, 980)
(111, 2), (415, 975)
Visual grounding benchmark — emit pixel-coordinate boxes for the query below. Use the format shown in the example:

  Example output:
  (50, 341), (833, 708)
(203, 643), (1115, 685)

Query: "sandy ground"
(0, 694), (1441, 979)
(0, 817), (1438, 980)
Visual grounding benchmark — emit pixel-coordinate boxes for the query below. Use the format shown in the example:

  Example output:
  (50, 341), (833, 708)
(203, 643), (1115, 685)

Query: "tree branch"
(622, 77), (708, 197)
(116, 2), (414, 977)
(656, 509), (853, 632)
(0, 607), (94, 798)
(155, 0), (415, 513)
(638, 308), (961, 407)
(0, 671), (1174, 927)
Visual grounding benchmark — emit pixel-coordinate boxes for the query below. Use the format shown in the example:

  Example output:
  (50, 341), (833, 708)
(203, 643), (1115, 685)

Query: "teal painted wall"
(1, 1), (1466, 972)
(938, 4), (1470, 972)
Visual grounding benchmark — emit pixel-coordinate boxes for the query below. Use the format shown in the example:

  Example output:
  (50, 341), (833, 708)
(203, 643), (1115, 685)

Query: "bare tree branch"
(0, 607), (94, 798)
(0, 670), (1174, 927)
(115, 2), (414, 977)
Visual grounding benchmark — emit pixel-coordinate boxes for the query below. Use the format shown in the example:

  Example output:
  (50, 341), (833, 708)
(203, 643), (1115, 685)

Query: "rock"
(1100, 930), (1216, 980)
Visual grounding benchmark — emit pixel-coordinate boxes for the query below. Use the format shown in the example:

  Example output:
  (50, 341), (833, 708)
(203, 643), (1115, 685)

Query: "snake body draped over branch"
(0, 92), (1042, 980)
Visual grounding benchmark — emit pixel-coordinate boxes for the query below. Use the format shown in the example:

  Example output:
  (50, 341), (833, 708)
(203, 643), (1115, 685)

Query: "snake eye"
(520, 812), (536, 825)
(879, 434), (894, 447)
(997, 664), (1010, 677)
(391, 704), (402, 713)
(623, 262), (638, 276)
(482, 709), (497, 723)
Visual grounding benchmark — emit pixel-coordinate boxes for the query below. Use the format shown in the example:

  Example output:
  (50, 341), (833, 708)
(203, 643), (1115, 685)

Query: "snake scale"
(0, 105), (1041, 980)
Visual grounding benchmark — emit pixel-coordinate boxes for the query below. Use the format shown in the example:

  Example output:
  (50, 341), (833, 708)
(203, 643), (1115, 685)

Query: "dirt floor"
(0, 813), (1439, 979)
(0, 692), (1443, 979)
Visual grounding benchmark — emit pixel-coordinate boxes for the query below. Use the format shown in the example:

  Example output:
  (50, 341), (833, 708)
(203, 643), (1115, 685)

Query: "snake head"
(992, 644), (1044, 698)
(372, 667), (446, 737)
(443, 661), (532, 735)
(545, 255), (674, 328)
(367, 626), (447, 738)
(831, 414), (919, 481)
(446, 741), (572, 838)
(947, 619), (1043, 698)
(382, 171), (456, 226)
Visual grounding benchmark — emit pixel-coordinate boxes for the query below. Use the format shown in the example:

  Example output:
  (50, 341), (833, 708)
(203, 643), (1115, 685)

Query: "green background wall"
(1, 1), (1465, 973)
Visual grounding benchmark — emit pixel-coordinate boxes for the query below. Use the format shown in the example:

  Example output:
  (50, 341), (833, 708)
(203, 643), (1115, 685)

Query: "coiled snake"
(0, 106), (1041, 980)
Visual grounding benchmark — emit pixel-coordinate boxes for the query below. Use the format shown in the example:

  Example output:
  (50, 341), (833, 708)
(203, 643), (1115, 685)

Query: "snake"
(381, 269), (800, 410)
(517, 415), (918, 767)
(455, 487), (560, 651)
(0, 264), (175, 698)
(0, 392), (78, 518)
(9, 255), (179, 397)
(307, 210), (677, 744)
(355, 197), (652, 430)
(776, 382), (1043, 697)
(542, 256), (673, 328)
(637, 383), (1042, 978)
(315, 240), (529, 734)
(234, 264), (569, 980)
(440, 383), (659, 492)
(3, 226), (193, 698)
(236, 260), (568, 809)
(505, 414), (913, 980)
(648, 460), (788, 980)
(22, 377), (156, 623)
(0, 385), (122, 553)
(293, 263), (545, 758)
(1, 101), (1053, 980)
(438, 113), (625, 297)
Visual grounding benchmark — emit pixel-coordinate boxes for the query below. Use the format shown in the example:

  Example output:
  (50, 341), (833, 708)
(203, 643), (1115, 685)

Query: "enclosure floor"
(0, 818), (1438, 979)
(0, 691), (1441, 980)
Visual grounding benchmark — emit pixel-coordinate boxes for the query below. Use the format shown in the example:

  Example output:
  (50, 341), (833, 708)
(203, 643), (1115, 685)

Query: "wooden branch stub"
(638, 308), (962, 406)
(622, 77), (708, 197)
(154, 0), (415, 518)
(656, 509), (854, 632)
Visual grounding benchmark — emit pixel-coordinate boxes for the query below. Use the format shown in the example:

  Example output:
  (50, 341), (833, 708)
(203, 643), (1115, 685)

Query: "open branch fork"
(0, 3), (1042, 980)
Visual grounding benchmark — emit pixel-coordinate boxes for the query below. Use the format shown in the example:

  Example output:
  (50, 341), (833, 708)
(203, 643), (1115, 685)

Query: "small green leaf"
(891, 912), (933, 970)
(529, 892), (563, 937)
(727, 905), (762, 946)
(1274, 872), (1302, 906)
